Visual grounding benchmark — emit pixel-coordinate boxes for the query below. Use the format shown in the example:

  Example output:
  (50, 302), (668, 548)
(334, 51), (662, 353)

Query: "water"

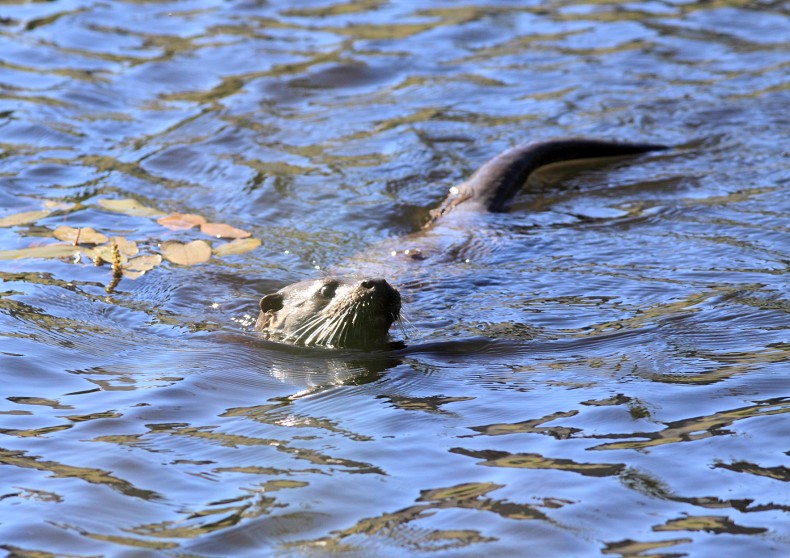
(1, 1), (788, 556)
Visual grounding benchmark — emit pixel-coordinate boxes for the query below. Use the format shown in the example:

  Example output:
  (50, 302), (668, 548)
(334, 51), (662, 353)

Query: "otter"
(255, 138), (667, 349)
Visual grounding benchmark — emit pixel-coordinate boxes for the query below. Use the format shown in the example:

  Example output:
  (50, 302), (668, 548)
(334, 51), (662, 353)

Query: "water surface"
(0, 1), (788, 556)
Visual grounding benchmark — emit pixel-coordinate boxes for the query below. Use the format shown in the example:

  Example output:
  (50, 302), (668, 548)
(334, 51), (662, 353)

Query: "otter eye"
(319, 281), (338, 298)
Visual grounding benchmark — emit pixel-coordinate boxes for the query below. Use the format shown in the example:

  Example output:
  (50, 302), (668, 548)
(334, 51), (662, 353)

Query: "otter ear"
(259, 293), (284, 313)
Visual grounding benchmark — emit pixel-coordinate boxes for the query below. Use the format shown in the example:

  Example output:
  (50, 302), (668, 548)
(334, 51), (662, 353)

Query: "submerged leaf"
(53, 225), (108, 245)
(97, 198), (163, 218)
(161, 240), (212, 266)
(0, 209), (51, 227)
(157, 212), (207, 231)
(212, 238), (261, 257)
(0, 244), (78, 260)
(200, 222), (251, 239)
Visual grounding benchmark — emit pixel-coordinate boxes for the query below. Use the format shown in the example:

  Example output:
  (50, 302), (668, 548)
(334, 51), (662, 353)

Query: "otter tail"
(434, 139), (668, 219)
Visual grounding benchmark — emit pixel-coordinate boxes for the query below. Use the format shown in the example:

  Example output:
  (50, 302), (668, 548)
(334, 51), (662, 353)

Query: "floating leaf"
(161, 240), (212, 266)
(158, 212), (207, 231)
(110, 237), (139, 257)
(0, 209), (51, 227)
(53, 225), (108, 245)
(200, 222), (251, 239)
(97, 198), (163, 218)
(83, 246), (127, 266)
(213, 237), (261, 257)
(83, 237), (139, 264)
(42, 200), (75, 211)
(0, 244), (78, 260)
(124, 254), (163, 279)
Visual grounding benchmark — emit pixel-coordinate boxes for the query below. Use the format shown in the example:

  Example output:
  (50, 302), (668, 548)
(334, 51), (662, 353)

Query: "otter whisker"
(319, 318), (341, 346)
(323, 306), (348, 343)
(306, 311), (339, 346)
(322, 305), (353, 346)
(292, 311), (334, 345)
(334, 318), (348, 347)
(290, 314), (322, 338)
(335, 302), (358, 346)
(290, 312), (325, 338)
(394, 309), (415, 341)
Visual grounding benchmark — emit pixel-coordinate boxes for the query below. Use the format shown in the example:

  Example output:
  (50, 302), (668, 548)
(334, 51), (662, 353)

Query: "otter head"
(255, 277), (401, 349)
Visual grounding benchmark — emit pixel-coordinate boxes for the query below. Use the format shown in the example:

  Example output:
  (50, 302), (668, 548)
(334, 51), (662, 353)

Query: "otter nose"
(360, 278), (388, 291)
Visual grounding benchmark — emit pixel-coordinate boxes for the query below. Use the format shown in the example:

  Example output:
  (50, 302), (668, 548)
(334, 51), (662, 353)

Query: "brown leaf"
(212, 238), (262, 257)
(157, 212), (207, 231)
(123, 254), (163, 279)
(161, 240), (212, 266)
(0, 210), (51, 227)
(53, 225), (108, 245)
(97, 198), (163, 218)
(200, 222), (251, 239)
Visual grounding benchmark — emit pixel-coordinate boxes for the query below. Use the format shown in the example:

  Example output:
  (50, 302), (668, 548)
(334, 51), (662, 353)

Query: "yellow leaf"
(161, 240), (212, 266)
(97, 198), (163, 218)
(42, 201), (75, 211)
(0, 210), (51, 227)
(110, 237), (139, 257)
(157, 212), (207, 230)
(200, 222), (251, 239)
(53, 226), (108, 245)
(123, 254), (163, 279)
(212, 238), (261, 257)
(0, 244), (78, 260)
